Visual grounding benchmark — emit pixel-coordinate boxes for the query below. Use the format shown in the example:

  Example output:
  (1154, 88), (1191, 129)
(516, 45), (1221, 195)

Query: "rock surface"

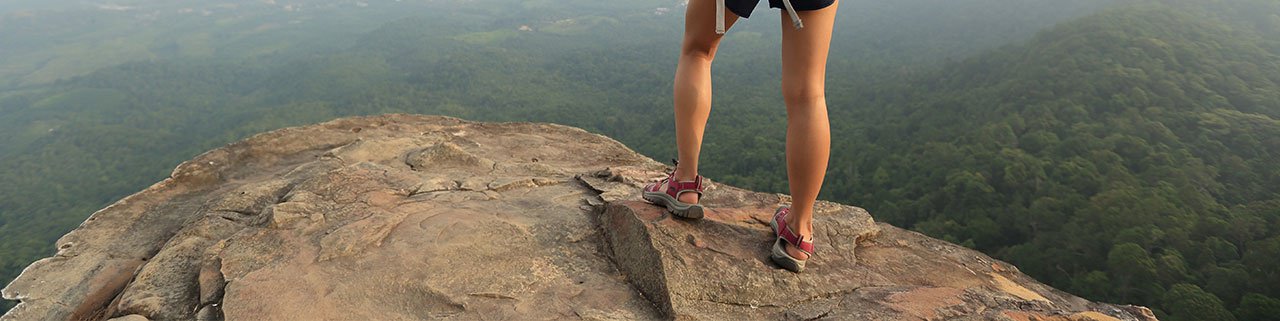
(1, 115), (1158, 321)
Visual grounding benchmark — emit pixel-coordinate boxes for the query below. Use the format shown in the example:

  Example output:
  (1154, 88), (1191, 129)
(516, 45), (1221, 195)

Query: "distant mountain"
(0, 0), (682, 88)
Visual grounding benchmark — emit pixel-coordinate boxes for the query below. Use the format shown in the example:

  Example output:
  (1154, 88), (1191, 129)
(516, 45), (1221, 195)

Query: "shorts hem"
(768, 0), (836, 11)
(727, 5), (754, 19)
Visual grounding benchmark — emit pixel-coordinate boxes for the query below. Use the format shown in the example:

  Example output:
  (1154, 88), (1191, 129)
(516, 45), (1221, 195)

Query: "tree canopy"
(2, 1), (1277, 319)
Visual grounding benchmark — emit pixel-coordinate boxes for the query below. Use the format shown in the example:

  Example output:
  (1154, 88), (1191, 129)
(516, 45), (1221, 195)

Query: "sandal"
(770, 206), (815, 272)
(642, 159), (706, 219)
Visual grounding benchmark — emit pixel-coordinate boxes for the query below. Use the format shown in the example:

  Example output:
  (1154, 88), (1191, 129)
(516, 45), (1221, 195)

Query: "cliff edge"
(2, 115), (1158, 320)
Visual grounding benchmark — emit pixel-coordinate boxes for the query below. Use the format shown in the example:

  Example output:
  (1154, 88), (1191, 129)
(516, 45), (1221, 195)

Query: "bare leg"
(673, 0), (739, 204)
(781, 1), (838, 260)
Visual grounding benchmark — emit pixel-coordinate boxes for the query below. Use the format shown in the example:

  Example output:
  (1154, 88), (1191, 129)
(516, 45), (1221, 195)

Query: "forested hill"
(0, 1), (1119, 310)
(829, 3), (1280, 321)
(2, 0), (1278, 320)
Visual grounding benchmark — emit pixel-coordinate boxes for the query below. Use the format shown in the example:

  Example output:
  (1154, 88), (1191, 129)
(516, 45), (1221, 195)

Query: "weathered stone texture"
(2, 115), (1157, 321)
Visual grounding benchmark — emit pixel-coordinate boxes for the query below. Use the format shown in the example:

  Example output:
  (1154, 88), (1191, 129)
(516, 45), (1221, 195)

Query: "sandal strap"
(773, 207), (815, 255)
(666, 159), (705, 196)
(667, 174), (703, 193)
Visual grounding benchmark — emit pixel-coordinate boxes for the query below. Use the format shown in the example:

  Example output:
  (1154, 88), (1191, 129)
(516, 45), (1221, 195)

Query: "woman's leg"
(673, 0), (739, 204)
(780, 1), (838, 260)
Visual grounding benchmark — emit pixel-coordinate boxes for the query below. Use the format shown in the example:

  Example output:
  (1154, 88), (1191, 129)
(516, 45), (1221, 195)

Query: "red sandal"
(642, 159), (706, 219)
(770, 206), (814, 272)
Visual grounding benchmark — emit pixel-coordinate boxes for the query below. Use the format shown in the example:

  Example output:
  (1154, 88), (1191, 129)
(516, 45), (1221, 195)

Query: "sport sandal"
(642, 159), (706, 219)
(770, 206), (815, 272)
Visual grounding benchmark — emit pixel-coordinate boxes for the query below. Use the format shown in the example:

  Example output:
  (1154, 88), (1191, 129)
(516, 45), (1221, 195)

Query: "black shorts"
(726, 0), (836, 19)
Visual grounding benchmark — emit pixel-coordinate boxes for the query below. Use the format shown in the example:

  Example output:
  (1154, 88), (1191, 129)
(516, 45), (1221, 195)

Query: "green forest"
(2, 0), (1278, 320)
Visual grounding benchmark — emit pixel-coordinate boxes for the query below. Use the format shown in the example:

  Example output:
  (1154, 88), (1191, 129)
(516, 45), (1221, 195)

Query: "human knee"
(680, 39), (719, 62)
(782, 84), (825, 106)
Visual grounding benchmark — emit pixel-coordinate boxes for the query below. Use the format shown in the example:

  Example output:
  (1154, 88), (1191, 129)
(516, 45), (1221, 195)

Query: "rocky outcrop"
(1, 115), (1157, 321)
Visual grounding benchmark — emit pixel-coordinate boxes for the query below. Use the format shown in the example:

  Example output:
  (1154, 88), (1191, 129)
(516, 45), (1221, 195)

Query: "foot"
(642, 161), (706, 219)
(770, 206), (815, 272)
(646, 173), (702, 204)
(673, 172), (701, 204)
(783, 220), (812, 260)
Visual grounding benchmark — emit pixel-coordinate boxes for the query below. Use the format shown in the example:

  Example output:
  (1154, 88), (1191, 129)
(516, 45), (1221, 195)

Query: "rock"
(197, 257), (225, 305)
(105, 315), (149, 321)
(592, 170), (1148, 320)
(405, 142), (496, 171)
(1, 115), (1158, 321)
(194, 304), (222, 321)
(264, 202), (317, 229)
(599, 196), (880, 318)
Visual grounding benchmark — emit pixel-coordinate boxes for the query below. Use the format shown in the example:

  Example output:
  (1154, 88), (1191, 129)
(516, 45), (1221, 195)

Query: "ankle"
(785, 212), (813, 238)
(788, 223), (813, 239)
(673, 167), (699, 181)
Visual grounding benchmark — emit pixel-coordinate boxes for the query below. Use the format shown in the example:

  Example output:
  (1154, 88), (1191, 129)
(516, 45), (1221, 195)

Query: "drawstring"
(716, 0), (726, 34)
(780, 0), (805, 30)
(715, 0), (804, 35)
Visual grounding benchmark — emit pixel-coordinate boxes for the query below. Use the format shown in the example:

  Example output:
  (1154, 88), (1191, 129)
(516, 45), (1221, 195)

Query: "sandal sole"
(770, 238), (806, 272)
(642, 191), (704, 219)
